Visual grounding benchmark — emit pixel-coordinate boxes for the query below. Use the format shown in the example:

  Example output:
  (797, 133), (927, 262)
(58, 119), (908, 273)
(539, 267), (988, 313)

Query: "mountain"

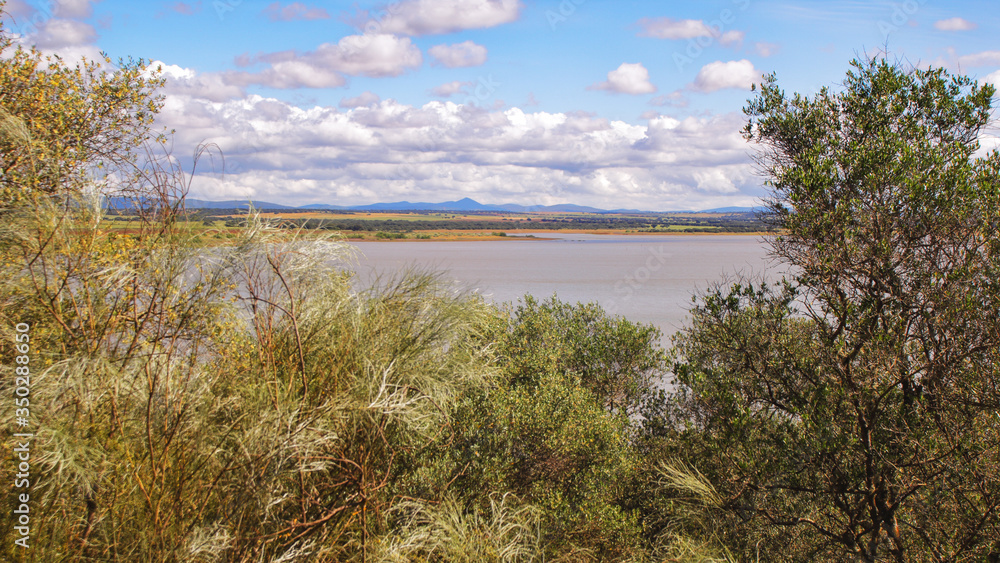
(697, 206), (764, 213)
(186, 199), (292, 209)
(114, 196), (760, 214)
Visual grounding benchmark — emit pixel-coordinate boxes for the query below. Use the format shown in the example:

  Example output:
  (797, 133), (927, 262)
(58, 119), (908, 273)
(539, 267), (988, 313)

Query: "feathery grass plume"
(655, 460), (723, 509)
(0, 105), (29, 144)
(372, 493), (542, 563)
(649, 460), (735, 563)
(203, 210), (501, 561)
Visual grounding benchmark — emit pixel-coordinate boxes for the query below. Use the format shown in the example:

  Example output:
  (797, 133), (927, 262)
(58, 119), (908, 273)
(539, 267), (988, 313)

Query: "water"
(348, 233), (778, 340)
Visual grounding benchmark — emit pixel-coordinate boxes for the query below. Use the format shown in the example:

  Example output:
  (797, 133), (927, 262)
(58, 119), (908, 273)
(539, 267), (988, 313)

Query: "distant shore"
(342, 229), (775, 242)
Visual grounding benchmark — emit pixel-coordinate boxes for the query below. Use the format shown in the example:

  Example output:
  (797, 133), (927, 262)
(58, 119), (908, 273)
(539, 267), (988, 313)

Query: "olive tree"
(664, 57), (1000, 562)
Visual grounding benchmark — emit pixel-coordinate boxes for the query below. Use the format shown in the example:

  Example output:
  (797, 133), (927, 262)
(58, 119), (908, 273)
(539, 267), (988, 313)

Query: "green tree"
(662, 57), (1000, 561)
(0, 1), (164, 206)
(446, 296), (669, 560)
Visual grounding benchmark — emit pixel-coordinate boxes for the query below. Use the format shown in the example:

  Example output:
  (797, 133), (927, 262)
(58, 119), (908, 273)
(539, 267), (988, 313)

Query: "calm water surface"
(349, 233), (778, 339)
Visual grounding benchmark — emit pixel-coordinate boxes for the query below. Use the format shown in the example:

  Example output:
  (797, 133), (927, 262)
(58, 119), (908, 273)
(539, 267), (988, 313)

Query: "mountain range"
(176, 197), (759, 214)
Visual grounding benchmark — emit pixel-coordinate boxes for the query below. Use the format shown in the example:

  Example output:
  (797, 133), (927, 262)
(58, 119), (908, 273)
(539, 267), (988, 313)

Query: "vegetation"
(208, 212), (773, 235)
(2, 5), (998, 559)
(0, 8), (705, 561)
(652, 58), (1000, 561)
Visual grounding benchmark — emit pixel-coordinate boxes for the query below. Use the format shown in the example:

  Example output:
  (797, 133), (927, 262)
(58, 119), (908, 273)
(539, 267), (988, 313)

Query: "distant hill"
(697, 206), (765, 214)
(184, 199), (293, 209)
(125, 196), (758, 215)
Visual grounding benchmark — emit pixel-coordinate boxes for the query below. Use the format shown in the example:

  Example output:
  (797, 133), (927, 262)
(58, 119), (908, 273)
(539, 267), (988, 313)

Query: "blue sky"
(4, 0), (999, 210)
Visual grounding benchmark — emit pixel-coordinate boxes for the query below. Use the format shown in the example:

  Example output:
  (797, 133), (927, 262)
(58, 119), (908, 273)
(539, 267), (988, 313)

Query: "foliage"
(499, 295), (667, 416)
(445, 296), (671, 560)
(0, 11), (164, 206)
(219, 214), (773, 234)
(372, 493), (542, 562)
(661, 57), (1000, 561)
(0, 7), (727, 561)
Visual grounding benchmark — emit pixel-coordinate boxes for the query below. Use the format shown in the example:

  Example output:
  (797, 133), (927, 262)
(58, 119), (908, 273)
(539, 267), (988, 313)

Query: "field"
(103, 208), (773, 242)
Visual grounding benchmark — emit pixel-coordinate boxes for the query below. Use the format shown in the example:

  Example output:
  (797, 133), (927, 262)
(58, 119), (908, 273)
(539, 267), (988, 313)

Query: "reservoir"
(349, 233), (778, 341)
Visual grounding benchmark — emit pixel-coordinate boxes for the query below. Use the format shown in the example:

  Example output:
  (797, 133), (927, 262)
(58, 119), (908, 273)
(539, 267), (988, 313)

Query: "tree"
(662, 57), (1000, 561)
(0, 3), (164, 207)
(447, 296), (669, 560)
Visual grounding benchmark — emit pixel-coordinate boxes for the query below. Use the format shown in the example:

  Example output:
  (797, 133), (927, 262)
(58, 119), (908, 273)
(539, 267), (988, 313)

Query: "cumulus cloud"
(151, 62), (246, 102)
(153, 92), (759, 210)
(589, 63), (657, 95)
(934, 17), (976, 31)
(958, 50), (1000, 67)
(53, 0), (98, 19)
(692, 60), (761, 92)
(637, 17), (743, 47)
(31, 19), (97, 48)
(1, 0), (36, 18)
(649, 91), (688, 108)
(430, 80), (471, 97)
(233, 34), (422, 89)
(638, 17), (709, 39)
(361, 0), (521, 35)
(238, 61), (347, 89)
(340, 91), (381, 108)
(428, 40), (488, 68)
(264, 2), (330, 22)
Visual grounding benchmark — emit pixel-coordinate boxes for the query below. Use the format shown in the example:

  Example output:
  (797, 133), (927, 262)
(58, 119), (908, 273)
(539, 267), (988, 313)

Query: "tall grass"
(0, 193), (499, 561)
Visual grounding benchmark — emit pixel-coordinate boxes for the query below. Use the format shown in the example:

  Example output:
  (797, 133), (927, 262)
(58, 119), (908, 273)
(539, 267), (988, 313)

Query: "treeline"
(213, 215), (773, 233)
(2, 13), (1000, 560)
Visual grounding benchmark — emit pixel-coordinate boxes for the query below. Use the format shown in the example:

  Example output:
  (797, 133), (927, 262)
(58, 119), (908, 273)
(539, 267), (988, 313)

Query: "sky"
(3, 0), (999, 211)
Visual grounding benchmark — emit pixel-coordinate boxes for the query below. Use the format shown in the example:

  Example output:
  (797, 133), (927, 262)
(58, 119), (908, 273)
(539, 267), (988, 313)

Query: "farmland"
(103, 208), (774, 241)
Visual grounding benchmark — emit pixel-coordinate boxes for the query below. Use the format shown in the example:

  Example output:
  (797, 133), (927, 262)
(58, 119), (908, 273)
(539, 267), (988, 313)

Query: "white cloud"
(369, 0), (521, 35)
(2, 0), (36, 18)
(53, 0), (97, 19)
(430, 80), (471, 97)
(589, 63), (657, 95)
(694, 168), (738, 194)
(155, 93), (760, 210)
(692, 60), (761, 92)
(638, 17), (712, 39)
(263, 2), (330, 22)
(934, 17), (976, 31)
(718, 30), (744, 48)
(31, 18), (97, 48)
(649, 91), (689, 108)
(637, 17), (743, 47)
(428, 41), (488, 68)
(244, 61), (347, 89)
(234, 34), (422, 89)
(311, 34), (422, 77)
(983, 70), (1000, 87)
(151, 62), (246, 102)
(958, 50), (1000, 68)
(340, 91), (381, 108)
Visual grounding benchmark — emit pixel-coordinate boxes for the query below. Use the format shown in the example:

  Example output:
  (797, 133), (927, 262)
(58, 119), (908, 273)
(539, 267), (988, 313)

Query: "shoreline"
(342, 229), (776, 242)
